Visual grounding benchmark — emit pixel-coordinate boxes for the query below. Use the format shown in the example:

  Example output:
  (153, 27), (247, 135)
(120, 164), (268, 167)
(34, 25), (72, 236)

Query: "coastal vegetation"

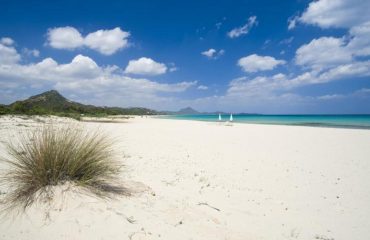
(0, 90), (158, 120)
(1, 124), (128, 212)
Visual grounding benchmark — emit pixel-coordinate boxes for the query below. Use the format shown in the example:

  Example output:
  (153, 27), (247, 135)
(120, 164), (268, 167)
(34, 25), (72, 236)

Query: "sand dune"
(1, 116), (370, 240)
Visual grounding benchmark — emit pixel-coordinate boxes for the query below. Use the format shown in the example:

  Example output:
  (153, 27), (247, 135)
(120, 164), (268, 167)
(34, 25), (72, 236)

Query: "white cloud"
(295, 37), (352, 70)
(197, 85), (208, 90)
(314, 61), (370, 84)
(257, 61), (370, 90)
(84, 27), (130, 55)
(291, 0), (370, 90)
(299, 0), (370, 29)
(0, 54), (102, 83)
(57, 54), (101, 78)
(0, 41), (21, 65)
(227, 74), (288, 97)
(201, 49), (216, 58)
(201, 48), (224, 59)
(124, 57), (167, 76)
(295, 20), (370, 71)
(47, 26), (130, 55)
(227, 16), (257, 38)
(1, 37), (14, 46)
(347, 21), (370, 56)
(47, 26), (84, 49)
(237, 54), (286, 72)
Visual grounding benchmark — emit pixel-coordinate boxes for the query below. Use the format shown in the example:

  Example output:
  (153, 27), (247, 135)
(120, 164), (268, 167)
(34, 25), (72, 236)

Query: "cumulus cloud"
(84, 27), (130, 55)
(124, 57), (167, 75)
(47, 27), (84, 49)
(1, 37), (14, 45)
(233, 74), (288, 94)
(295, 22), (370, 70)
(227, 16), (257, 38)
(295, 37), (352, 70)
(0, 54), (192, 93)
(299, 0), (370, 29)
(312, 61), (370, 84)
(0, 38), (21, 65)
(0, 54), (102, 84)
(347, 21), (370, 56)
(237, 54), (286, 72)
(201, 48), (225, 59)
(47, 26), (130, 55)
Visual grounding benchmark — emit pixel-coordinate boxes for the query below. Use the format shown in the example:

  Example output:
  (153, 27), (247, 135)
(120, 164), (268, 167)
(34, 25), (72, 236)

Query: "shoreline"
(157, 115), (370, 130)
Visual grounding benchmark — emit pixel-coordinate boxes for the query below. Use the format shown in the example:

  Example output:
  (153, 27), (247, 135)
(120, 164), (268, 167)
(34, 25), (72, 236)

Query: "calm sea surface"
(160, 114), (370, 129)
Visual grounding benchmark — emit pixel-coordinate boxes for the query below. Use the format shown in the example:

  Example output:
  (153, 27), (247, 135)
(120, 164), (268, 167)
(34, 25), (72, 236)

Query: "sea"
(161, 114), (370, 129)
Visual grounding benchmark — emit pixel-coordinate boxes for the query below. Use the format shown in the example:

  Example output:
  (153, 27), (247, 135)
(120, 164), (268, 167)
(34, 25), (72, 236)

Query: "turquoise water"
(161, 114), (370, 129)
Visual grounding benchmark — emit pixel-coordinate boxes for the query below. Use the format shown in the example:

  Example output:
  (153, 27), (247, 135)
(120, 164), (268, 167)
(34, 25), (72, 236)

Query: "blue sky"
(0, 0), (370, 113)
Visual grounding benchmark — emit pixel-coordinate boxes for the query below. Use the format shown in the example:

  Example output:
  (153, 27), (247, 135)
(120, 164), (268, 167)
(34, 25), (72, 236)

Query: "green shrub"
(1, 124), (128, 212)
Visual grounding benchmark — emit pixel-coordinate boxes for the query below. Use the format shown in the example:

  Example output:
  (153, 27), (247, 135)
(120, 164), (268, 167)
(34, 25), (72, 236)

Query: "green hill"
(0, 90), (158, 119)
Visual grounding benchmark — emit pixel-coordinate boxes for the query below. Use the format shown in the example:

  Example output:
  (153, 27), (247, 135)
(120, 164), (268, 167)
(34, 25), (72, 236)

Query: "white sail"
(218, 114), (222, 121)
(230, 114), (233, 122)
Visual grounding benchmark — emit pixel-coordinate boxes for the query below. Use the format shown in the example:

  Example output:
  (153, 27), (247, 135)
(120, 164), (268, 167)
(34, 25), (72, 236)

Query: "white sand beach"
(1, 116), (370, 240)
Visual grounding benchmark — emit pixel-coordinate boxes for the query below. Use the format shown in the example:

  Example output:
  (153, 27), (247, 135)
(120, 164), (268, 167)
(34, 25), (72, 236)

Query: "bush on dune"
(1, 124), (129, 212)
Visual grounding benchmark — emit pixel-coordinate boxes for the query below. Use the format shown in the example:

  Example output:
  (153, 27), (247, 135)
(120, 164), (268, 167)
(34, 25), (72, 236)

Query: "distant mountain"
(162, 107), (254, 115)
(0, 90), (158, 118)
(162, 107), (260, 115)
(162, 107), (202, 115)
(177, 107), (200, 115)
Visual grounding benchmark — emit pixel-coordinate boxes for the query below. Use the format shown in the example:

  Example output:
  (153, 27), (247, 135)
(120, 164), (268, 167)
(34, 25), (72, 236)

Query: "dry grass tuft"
(1, 124), (128, 212)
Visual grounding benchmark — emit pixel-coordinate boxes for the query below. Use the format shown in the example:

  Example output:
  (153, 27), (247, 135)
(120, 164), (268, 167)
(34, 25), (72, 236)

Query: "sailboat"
(218, 114), (222, 121)
(225, 113), (233, 126)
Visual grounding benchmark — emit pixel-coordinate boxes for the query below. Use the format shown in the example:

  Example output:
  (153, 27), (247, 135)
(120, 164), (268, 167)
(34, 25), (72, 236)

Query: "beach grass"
(1, 124), (128, 212)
